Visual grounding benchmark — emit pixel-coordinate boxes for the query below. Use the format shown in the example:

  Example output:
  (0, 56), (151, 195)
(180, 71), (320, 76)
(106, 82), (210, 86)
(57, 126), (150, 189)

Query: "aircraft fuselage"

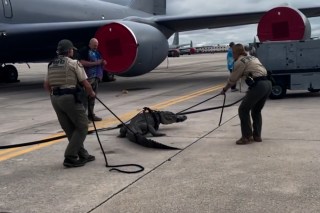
(0, 0), (153, 64)
(0, 0), (150, 24)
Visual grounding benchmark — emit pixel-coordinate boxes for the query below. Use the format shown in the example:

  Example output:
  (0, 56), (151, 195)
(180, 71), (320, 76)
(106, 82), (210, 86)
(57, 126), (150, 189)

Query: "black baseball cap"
(57, 39), (77, 53)
(229, 42), (235, 47)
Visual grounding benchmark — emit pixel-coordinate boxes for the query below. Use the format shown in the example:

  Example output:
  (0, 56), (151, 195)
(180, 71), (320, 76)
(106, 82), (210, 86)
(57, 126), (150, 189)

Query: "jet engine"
(95, 21), (169, 77)
(257, 6), (311, 42)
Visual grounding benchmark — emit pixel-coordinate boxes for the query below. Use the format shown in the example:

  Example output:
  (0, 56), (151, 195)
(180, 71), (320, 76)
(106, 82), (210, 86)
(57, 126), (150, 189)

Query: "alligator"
(119, 108), (187, 149)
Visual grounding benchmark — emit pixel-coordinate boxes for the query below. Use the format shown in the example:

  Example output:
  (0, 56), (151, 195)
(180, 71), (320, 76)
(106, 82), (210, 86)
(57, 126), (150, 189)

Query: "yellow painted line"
(0, 134), (64, 161)
(0, 84), (223, 162)
(151, 84), (223, 109)
(0, 147), (21, 156)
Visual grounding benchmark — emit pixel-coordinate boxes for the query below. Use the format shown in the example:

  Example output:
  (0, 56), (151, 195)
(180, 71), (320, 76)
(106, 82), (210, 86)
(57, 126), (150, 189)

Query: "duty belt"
(253, 76), (268, 81)
(51, 88), (77, 96)
(246, 75), (269, 88)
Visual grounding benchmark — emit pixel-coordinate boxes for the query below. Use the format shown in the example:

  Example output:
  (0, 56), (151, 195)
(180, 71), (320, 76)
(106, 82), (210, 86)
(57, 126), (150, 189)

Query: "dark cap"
(57, 39), (77, 53)
(229, 42), (235, 47)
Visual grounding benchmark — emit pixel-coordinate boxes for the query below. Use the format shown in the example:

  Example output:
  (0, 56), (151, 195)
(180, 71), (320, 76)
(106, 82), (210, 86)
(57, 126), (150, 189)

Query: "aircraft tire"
(3, 65), (19, 83)
(102, 71), (116, 82)
(308, 88), (320, 93)
(0, 67), (3, 82)
(269, 84), (286, 99)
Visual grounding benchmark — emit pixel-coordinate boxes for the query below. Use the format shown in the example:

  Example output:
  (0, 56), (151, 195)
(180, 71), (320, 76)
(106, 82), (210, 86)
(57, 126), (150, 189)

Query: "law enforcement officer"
(44, 39), (96, 167)
(221, 43), (272, 145)
(78, 38), (107, 121)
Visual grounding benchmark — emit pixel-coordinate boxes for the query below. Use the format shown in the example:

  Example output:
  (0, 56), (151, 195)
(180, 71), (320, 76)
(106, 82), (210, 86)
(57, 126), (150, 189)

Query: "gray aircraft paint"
(0, 0), (152, 23)
(0, 0), (319, 81)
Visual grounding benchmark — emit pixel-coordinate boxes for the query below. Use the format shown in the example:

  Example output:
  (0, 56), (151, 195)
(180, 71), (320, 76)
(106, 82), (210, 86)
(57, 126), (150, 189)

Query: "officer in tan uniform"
(221, 43), (272, 145)
(44, 39), (96, 167)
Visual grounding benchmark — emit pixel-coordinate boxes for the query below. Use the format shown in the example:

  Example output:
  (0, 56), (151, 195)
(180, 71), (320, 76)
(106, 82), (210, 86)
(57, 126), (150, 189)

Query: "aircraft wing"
(2, 5), (320, 82)
(152, 7), (320, 32)
(3, 6), (320, 58)
(4, 6), (319, 37)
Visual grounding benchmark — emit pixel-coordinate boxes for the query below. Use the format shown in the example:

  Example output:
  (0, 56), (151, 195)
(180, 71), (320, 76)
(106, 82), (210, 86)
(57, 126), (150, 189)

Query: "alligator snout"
(176, 115), (187, 122)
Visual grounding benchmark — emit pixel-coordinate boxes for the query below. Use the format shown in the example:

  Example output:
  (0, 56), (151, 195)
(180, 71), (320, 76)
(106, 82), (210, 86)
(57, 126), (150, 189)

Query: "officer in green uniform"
(221, 43), (272, 145)
(44, 39), (97, 167)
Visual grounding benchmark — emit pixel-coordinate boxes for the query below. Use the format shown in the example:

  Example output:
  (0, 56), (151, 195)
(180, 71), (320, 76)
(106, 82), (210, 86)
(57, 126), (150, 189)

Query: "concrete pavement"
(91, 90), (320, 213)
(0, 54), (320, 213)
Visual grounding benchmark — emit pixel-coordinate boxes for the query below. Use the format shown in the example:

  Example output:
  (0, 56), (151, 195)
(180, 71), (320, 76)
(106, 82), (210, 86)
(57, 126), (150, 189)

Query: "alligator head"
(158, 111), (187, 124)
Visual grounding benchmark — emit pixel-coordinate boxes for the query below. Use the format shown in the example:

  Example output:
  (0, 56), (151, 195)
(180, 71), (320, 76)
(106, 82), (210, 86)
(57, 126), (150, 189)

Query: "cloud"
(166, 0), (320, 46)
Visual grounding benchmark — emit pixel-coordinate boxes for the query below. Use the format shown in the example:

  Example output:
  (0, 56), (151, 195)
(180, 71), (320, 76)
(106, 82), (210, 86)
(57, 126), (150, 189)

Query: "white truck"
(253, 39), (320, 99)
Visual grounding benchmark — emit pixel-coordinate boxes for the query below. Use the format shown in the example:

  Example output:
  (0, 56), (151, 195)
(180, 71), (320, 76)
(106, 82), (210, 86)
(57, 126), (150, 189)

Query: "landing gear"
(308, 88), (320, 93)
(269, 84), (286, 99)
(102, 71), (116, 82)
(0, 64), (19, 83)
(168, 50), (180, 57)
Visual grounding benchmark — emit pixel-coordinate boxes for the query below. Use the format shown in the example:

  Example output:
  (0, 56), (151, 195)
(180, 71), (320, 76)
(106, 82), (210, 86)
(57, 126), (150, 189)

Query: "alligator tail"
(128, 133), (180, 150)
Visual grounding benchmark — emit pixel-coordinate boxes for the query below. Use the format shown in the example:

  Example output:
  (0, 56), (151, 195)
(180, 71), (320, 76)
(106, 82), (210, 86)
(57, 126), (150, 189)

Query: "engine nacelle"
(257, 6), (311, 42)
(95, 21), (169, 77)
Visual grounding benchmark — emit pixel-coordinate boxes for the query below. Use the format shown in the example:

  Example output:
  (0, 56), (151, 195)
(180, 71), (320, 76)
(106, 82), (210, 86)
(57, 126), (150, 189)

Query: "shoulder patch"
(240, 56), (255, 64)
(77, 60), (84, 68)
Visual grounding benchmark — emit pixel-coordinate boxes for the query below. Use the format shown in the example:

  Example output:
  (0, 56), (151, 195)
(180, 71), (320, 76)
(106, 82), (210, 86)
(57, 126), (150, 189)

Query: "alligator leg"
(118, 125), (127, 138)
(147, 125), (166, 137)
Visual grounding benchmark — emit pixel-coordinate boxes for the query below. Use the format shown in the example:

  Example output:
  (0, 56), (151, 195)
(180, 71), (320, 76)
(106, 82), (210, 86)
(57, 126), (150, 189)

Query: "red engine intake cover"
(95, 23), (138, 74)
(257, 6), (311, 42)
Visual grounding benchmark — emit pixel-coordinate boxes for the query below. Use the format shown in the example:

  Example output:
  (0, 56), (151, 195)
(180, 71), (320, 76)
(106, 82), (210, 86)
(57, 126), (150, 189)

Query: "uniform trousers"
(85, 77), (99, 116)
(50, 94), (90, 159)
(238, 80), (272, 138)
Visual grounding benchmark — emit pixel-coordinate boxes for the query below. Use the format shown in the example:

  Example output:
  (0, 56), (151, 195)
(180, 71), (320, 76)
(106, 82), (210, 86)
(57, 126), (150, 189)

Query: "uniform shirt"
(46, 56), (87, 88)
(78, 47), (104, 80)
(226, 48), (234, 71)
(227, 55), (267, 85)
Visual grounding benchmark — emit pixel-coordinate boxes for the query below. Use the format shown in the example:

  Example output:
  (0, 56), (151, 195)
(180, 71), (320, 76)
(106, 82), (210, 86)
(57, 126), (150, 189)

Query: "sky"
(165, 0), (320, 47)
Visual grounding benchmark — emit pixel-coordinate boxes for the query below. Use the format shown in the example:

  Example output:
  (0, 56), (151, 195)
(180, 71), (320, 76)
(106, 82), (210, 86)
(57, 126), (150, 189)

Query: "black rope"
(0, 127), (119, 150)
(94, 97), (144, 173)
(0, 92), (243, 150)
(218, 93), (226, 126)
(177, 96), (244, 115)
(142, 107), (159, 134)
(142, 108), (151, 135)
(0, 109), (143, 150)
(0, 135), (66, 149)
(177, 93), (221, 114)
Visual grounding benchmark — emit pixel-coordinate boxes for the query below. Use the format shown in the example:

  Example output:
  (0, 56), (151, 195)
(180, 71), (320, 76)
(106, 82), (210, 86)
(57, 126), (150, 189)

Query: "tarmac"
(0, 53), (320, 213)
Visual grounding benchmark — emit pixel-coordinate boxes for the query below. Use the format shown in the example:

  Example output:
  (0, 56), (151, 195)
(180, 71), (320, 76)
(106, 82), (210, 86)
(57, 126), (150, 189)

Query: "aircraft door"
(1, 0), (13, 18)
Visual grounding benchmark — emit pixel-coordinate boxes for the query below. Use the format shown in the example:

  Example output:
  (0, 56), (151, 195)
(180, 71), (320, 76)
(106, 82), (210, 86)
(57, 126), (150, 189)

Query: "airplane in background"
(169, 32), (192, 49)
(178, 40), (196, 56)
(0, 0), (320, 83)
(168, 32), (195, 57)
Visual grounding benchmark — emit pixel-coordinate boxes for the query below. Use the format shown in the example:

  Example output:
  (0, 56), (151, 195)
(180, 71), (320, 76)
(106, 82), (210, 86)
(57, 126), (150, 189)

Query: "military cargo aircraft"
(0, 0), (320, 82)
(168, 32), (193, 57)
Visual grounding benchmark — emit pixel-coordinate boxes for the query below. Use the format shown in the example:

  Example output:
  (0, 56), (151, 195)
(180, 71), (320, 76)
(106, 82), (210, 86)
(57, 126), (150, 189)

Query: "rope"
(177, 96), (244, 115)
(219, 93), (226, 126)
(0, 92), (244, 150)
(0, 111), (141, 150)
(0, 127), (118, 150)
(177, 93), (221, 114)
(94, 97), (144, 173)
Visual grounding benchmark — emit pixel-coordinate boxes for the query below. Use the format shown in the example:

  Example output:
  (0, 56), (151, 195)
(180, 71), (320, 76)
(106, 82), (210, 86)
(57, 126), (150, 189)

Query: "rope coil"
(89, 98), (144, 174)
